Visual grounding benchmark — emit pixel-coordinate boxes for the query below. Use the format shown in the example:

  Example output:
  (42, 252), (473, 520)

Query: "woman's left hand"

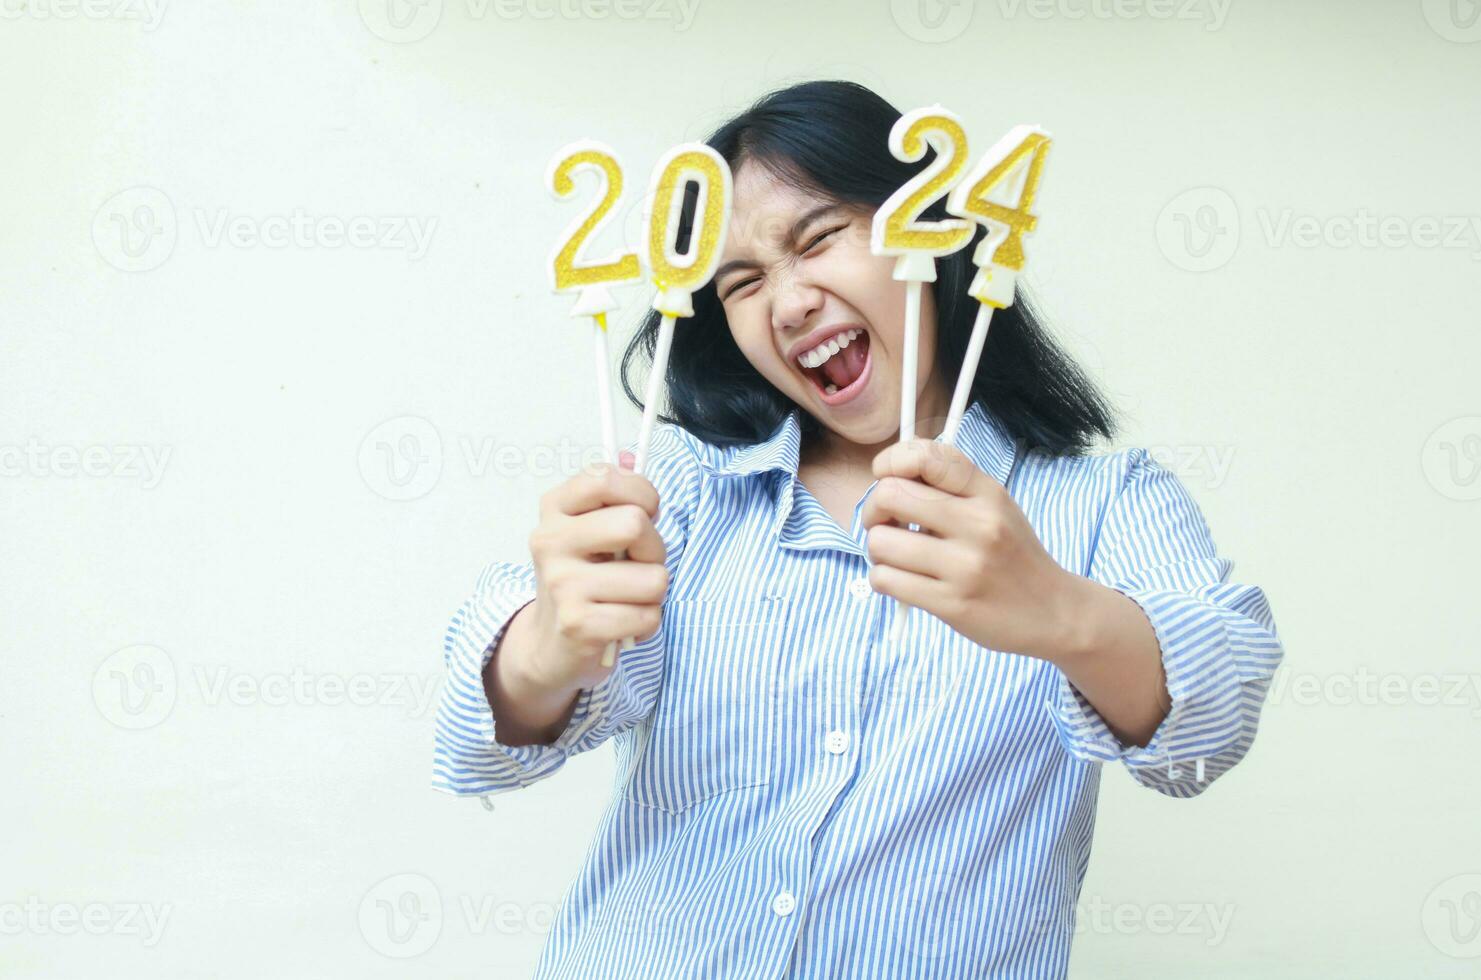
(861, 437), (1092, 663)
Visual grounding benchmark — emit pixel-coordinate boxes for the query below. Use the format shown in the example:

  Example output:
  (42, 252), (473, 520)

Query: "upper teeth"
(798, 328), (862, 370)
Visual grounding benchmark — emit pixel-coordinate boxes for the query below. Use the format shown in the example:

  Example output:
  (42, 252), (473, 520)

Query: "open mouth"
(796, 326), (872, 407)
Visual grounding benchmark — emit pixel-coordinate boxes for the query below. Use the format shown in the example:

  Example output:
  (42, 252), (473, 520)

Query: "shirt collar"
(700, 399), (1019, 489)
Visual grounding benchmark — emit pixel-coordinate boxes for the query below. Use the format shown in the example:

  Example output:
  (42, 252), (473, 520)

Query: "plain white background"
(3, 0), (1479, 975)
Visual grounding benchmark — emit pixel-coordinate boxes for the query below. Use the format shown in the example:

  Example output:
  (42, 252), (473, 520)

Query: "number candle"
(870, 106), (974, 646)
(546, 140), (644, 667)
(613, 142), (733, 657)
(941, 125), (1051, 443)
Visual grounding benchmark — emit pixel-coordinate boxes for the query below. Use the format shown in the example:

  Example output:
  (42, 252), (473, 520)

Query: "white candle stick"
(870, 106), (975, 646)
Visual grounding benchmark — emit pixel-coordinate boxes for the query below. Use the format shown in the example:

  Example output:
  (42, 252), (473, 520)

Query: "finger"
(577, 559), (669, 606)
(581, 601), (663, 645)
(873, 438), (996, 500)
(565, 505), (665, 562)
(861, 476), (962, 535)
(865, 523), (961, 580)
(867, 561), (953, 613)
(544, 465), (659, 520)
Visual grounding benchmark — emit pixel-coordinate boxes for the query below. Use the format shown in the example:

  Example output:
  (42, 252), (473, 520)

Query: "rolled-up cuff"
(1046, 587), (1245, 783)
(432, 585), (601, 795)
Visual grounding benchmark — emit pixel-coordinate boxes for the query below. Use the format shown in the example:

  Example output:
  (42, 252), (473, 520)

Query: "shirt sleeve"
(1046, 448), (1284, 798)
(430, 424), (702, 800)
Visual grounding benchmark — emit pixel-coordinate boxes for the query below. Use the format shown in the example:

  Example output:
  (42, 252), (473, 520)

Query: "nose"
(770, 265), (824, 334)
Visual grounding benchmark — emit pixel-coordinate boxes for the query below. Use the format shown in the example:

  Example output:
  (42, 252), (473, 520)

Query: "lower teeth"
(824, 383), (838, 394)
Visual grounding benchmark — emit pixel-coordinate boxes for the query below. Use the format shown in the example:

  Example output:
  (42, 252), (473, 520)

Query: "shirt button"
(824, 730), (849, 755)
(847, 577), (872, 599)
(771, 891), (796, 917)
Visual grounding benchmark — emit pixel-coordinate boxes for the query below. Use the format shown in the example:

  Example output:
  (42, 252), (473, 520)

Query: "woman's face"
(713, 160), (942, 450)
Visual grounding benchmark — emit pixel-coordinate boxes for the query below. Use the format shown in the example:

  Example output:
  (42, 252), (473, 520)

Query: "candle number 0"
(645, 147), (730, 292)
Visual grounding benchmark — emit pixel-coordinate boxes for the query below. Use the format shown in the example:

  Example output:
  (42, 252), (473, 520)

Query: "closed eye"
(721, 275), (762, 301)
(801, 225), (846, 254)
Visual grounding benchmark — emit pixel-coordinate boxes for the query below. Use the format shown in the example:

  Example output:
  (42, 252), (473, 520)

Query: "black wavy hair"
(619, 79), (1117, 456)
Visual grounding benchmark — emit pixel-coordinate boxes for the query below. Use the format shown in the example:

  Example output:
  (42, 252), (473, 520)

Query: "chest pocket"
(620, 595), (791, 815)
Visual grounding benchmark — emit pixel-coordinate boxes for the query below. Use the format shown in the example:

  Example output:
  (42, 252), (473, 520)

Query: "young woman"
(433, 80), (1283, 978)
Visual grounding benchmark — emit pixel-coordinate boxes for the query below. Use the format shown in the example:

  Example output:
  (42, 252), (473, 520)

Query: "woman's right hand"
(504, 450), (669, 698)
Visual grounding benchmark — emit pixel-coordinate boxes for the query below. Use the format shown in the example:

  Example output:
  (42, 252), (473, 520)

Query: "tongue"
(820, 338), (867, 388)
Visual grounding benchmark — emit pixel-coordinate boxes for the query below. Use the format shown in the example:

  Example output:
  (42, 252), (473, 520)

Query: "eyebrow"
(712, 203), (846, 289)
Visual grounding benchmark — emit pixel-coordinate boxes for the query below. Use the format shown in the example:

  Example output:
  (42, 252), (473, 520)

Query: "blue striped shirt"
(432, 400), (1284, 978)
